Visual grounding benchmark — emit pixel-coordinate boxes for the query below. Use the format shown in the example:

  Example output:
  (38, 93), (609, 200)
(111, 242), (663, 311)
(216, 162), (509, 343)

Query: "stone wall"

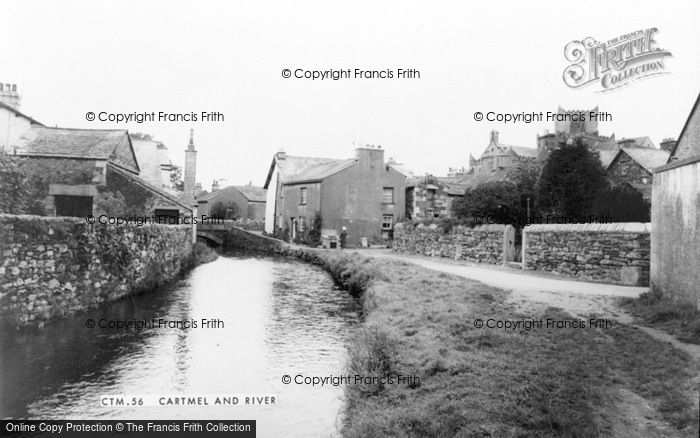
(523, 223), (651, 286)
(392, 222), (509, 265)
(0, 214), (193, 327)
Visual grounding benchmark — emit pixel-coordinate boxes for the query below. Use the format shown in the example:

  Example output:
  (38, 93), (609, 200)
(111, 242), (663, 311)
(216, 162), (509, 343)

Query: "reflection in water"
(0, 256), (360, 437)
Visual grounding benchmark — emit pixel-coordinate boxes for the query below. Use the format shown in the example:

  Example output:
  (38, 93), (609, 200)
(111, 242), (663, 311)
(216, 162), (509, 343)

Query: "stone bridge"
(196, 220), (284, 252)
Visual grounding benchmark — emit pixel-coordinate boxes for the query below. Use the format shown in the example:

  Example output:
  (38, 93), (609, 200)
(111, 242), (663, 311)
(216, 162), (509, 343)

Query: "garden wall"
(523, 222), (651, 286)
(0, 214), (193, 327)
(392, 222), (512, 265)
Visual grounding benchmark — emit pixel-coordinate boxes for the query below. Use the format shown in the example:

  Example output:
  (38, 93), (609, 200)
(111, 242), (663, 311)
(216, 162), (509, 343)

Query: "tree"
(307, 211), (323, 246)
(0, 150), (29, 214)
(170, 165), (184, 191)
(210, 200), (239, 219)
(452, 180), (522, 225)
(506, 161), (541, 221)
(537, 138), (607, 218)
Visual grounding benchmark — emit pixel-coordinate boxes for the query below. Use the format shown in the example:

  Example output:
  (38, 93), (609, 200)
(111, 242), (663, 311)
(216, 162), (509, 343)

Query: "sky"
(2, 0), (699, 190)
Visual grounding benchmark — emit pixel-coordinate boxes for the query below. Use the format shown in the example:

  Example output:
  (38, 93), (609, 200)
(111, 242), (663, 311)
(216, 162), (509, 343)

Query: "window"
(642, 177), (649, 184)
(300, 187), (307, 205)
(382, 214), (393, 230)
(299, 216), (306, 232)
(382, 187), (394, 204)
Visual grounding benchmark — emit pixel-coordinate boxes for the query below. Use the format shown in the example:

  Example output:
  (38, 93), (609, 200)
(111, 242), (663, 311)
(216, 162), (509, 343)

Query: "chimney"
(276, 148), (287, 160)
(212, 179), (220, 192)
(195, 182), (202, 191)
(355, 144), (385, 169)
(660, 138), (677, 153)
(183, 129), (197, 205)
(490, 130), (499, 144)
(0, 83), (21, 109)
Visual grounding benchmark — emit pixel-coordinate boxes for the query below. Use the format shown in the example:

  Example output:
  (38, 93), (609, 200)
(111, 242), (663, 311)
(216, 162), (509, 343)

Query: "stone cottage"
(263, 145), (406, 246)
(605, 147), (670, 201)
(197, 184), (266, 220)
(651, 92), (700, 309)
(405, 175), (466, 220)
(12, 126), (193, 219)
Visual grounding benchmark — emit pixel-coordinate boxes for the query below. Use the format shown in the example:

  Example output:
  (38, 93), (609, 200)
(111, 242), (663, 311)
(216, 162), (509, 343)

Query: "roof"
(598, 150), (619, 168)
(612, 148), (670, 171)
(282, 156), (356, 184)
(0, 100), (43, 126)
(14, 126), (140, 173)
(107, 163), (193, 212)
(264, 154), (357, 188)
(509, 146), (538, 159)
(234, 185), (266, 202)
(388, 163), (416, 178)
(197, 185), (267, 203)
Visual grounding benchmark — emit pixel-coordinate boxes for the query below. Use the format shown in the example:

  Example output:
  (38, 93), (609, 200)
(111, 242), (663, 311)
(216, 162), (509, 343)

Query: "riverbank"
(305, 252), (699, 437)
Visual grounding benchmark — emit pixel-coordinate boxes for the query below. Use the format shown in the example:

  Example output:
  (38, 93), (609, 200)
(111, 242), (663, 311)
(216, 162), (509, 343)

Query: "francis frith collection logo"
(563, 27), (672, 92)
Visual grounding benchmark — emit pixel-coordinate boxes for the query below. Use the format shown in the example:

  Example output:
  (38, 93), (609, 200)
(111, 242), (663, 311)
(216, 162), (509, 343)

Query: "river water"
(0, 255), (361, 437)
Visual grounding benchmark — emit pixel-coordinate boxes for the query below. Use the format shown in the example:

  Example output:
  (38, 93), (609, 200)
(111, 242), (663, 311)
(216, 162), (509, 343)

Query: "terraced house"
(264, 145), (406, 246)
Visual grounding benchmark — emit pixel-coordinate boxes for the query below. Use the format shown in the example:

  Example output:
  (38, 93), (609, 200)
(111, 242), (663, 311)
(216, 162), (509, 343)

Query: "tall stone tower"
(183, 129), (197, 205)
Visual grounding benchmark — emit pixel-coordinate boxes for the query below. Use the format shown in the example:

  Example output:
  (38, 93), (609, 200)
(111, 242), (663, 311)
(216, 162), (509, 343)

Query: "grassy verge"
(620, 291), (700, 345)
(328, 254), (699, 437)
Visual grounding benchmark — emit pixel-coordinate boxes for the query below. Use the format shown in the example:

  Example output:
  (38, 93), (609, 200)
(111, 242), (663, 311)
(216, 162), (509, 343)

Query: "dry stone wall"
(392, 222), (508, 265)
(0, 214), (193, 327)
(523, 223), (651, 286)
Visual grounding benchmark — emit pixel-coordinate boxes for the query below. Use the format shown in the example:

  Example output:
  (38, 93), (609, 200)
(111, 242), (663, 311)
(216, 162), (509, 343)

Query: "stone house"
(605, 147), (670, 201)
(651, 92), (700, 309)
(405, 175), (466, 220)
(468, 130), (537, 175)
(263, 145), (406, 246)
(12, 126), (193, 219)
(197, 184), (266, 220)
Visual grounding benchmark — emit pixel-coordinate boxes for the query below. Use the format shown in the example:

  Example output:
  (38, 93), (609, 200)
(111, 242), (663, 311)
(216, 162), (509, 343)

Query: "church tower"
(183, 129), (197, 205)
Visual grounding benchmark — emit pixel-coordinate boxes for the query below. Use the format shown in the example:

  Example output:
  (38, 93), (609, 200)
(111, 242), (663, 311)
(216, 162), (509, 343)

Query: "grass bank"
(320, 253), (699, 437)
(621, 291), (700, 345)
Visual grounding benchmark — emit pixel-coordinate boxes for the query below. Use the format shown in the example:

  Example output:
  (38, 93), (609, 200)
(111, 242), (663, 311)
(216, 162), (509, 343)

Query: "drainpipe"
(521, 228), (527, 270)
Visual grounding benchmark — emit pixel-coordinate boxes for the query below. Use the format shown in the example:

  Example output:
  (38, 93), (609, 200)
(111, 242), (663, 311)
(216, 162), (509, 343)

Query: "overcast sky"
(3, 0), (699, 189)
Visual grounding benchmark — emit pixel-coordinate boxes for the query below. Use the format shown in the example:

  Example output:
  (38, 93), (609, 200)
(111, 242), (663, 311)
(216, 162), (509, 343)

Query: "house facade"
(264, 145), (406, 246)
(468, 130), (537, 175)
(197, 185), (266, 220)
(13, 126), (193, 219)
(405, 175), (466, 220)
(651, 92), (700, 309)
(606, 147), (670, 201)
(130, 136), (175, 190)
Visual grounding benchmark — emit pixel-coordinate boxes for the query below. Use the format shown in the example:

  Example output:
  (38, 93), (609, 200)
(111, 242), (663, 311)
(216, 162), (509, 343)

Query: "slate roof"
(598, 150), (619, 168)
(197, 185), (267, 203)
(14, 126), (139, 173)
(617, 148), (670, 171)
(277, 156), (357, 184)
(235, 185), (267, 202)
(509, 146), (538, 159)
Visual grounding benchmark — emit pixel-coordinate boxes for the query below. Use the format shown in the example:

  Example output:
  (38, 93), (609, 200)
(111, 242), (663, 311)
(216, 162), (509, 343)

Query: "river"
(0, 255), (361, 437)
